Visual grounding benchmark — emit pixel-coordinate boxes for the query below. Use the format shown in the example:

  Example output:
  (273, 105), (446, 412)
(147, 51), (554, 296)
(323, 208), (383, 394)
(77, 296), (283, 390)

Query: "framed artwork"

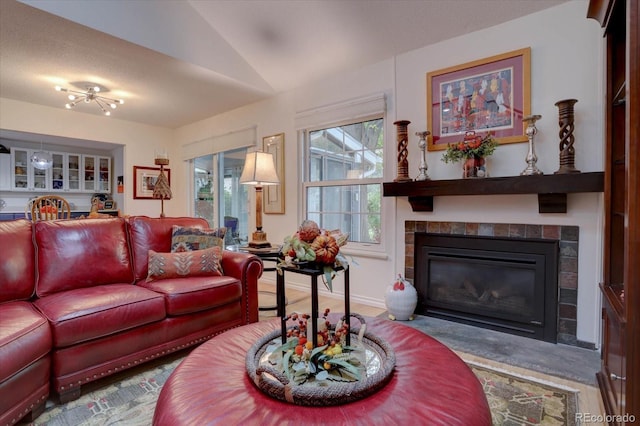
(262, 133), (285, 214)
(427, 47), (531, 151)
(133, 166), (170, 199)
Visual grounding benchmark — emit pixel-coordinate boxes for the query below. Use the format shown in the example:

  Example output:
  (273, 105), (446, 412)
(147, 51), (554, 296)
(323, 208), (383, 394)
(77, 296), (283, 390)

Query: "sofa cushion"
(33, 284), (165, 348)
(0, 219), (35, 302)
(127, 216), (210, 282)
(171, 225), (226, 252)
(139, 275), (242, 316)
(147, 246), (224, 282)
(34, 218), (134, 297)
(0, 301), (51, 383)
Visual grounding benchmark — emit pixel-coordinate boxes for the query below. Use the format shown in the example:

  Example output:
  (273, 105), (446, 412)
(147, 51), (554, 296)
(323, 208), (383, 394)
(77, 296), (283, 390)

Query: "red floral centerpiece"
(279, 220), (349, 291)
(441, 131), (498, 178)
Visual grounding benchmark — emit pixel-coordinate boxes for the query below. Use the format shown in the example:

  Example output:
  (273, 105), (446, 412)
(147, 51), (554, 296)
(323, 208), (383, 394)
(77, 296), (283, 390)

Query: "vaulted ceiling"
(0, 0), (568, 129)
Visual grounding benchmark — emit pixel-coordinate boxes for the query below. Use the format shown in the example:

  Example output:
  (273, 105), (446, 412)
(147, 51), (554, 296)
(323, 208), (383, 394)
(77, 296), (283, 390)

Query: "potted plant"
(441, 131), (498, 178)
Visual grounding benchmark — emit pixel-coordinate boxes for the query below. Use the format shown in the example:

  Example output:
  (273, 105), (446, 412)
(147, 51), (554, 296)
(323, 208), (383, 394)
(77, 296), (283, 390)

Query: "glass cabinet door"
(67, 154), (80, 191)
(98, 157), (111, 192)
(32, 165), (47, 191)
(83, 156), (96, 192)
(11, 148), (29, 190)
(51, 152), (65, 191)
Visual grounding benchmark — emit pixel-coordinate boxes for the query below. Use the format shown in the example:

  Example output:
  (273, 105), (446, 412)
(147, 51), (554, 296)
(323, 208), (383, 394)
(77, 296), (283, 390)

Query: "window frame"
(301, 112), (388, 255)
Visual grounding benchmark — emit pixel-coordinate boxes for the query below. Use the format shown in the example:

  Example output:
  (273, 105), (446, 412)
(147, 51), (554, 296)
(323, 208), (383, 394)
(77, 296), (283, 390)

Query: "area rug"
(468, 360), (578, 425)
(32, 356), (579, 425)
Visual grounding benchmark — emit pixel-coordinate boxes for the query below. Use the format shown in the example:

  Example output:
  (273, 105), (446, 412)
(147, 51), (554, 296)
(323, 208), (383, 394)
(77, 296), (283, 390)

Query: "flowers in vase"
(441, 131), (498, 163)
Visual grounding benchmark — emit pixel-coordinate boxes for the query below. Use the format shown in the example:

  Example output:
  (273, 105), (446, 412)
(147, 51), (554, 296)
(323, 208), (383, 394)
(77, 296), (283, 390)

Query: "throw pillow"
(171, 225), (226, 252)
(146, 246), (224, 282)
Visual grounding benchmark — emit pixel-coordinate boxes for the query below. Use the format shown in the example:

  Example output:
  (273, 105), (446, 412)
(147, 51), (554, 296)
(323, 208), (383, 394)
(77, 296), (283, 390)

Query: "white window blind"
(295, 94), (386, 131)
(181, 126), (256, 160)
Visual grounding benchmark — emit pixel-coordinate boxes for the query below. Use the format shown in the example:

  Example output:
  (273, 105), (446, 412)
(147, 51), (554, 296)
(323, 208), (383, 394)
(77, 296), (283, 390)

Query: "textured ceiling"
(0, 0), (568, 129)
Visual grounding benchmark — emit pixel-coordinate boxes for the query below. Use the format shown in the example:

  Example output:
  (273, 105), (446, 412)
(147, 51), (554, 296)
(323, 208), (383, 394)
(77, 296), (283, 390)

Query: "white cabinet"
(10, 148), (49, 191)
(7, 148), (110, 193)
(0, 153), (10, 190)
(82, 155), (111, 193)
(67, 153), (81, 191)
(50, 152), (82, 192)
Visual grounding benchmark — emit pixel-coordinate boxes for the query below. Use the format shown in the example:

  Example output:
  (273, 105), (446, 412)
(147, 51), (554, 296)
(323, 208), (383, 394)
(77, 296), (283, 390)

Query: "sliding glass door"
(193, 148), (249, 247)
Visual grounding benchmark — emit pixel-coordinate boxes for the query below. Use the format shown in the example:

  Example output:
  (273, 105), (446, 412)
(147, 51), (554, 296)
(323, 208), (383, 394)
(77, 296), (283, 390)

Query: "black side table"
(236, 245), (283, 311)
(276, 263), (350, 346)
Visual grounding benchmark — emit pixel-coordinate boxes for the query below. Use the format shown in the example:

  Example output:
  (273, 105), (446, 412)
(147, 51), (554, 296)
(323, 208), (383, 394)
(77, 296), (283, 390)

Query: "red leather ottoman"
(153, 317), (491, 425)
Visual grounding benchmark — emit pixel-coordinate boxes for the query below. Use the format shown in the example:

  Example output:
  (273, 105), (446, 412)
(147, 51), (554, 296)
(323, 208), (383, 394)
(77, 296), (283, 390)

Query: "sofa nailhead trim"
(54, 328), (246, 393)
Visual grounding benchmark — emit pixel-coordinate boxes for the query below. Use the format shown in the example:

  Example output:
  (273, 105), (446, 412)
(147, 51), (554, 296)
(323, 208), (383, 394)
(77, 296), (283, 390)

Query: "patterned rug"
(468, 361), (578, 425)
(32, 354), (578, 425)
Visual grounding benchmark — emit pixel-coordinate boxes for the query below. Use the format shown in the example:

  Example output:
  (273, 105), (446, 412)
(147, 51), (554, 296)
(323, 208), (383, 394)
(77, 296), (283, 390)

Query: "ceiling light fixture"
(55, 85), (124, 116)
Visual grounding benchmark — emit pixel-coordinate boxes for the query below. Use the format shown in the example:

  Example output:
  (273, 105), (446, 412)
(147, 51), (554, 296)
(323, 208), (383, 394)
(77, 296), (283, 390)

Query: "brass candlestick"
(415, 131), (430, 181)
(554, 99), (580, 174)
(521, 114), (543, 175)
(393, 120), (412, 182)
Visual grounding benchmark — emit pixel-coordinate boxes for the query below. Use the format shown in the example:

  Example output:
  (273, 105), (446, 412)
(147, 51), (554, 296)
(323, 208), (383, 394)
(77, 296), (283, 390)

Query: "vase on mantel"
(462, 155), (487, 178)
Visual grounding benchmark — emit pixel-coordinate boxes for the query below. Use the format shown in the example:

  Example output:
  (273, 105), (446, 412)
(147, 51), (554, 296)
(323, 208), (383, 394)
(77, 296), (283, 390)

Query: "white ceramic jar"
(384, 274), (417, 321)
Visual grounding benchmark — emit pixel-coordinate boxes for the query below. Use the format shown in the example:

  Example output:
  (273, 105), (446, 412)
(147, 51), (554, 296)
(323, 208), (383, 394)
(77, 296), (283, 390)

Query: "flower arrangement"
(441, 131), (499, 163)
(267, 309), (363, 385)
(279, 220), (349, 291)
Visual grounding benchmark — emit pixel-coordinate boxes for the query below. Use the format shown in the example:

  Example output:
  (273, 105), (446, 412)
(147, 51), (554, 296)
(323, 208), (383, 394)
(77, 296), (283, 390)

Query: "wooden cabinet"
(588, 0), (639, 422)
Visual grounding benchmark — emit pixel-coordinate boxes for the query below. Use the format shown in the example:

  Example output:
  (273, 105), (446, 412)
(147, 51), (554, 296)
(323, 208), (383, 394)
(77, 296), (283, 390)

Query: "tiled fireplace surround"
(403, 220), (591, 348)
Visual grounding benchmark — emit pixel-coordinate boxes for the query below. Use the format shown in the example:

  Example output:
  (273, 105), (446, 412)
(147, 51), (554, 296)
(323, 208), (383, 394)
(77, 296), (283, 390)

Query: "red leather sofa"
(0, 216), (262, 425)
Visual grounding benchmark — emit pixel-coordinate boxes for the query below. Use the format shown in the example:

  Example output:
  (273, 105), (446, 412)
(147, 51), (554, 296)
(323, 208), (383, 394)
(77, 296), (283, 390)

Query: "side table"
(236, 245), (283, 311)
(276, 263), (350, 346)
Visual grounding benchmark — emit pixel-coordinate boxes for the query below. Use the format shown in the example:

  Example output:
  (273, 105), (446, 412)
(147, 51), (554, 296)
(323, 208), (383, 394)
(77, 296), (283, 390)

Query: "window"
(303, 117), (384, 245)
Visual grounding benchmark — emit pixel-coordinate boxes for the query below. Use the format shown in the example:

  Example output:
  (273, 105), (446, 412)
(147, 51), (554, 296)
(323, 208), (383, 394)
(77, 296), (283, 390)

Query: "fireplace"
(414, 233), (558, 342)
(404, 221), (584, 347)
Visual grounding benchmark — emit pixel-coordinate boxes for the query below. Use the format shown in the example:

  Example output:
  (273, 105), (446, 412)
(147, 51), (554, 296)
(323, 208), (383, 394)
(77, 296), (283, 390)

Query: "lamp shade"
(239, 151), (279, 186)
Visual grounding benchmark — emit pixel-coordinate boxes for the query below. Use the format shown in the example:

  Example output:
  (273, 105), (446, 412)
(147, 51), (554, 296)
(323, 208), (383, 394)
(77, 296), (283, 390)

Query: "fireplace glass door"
(415, 233), (558, 342)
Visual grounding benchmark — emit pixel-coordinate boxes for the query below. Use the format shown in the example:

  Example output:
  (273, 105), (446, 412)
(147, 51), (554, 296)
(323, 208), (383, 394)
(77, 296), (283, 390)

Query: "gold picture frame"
(427, 47), (531, 151)
(262, 133), (285, 214)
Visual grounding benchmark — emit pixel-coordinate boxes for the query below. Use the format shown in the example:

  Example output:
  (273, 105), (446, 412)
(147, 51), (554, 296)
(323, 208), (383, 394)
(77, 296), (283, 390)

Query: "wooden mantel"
(382, 172), (604, 213)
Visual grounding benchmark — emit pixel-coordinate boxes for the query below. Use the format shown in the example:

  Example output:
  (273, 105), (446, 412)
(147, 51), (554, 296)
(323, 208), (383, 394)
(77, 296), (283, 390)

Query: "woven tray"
(246, 316), (396, 406)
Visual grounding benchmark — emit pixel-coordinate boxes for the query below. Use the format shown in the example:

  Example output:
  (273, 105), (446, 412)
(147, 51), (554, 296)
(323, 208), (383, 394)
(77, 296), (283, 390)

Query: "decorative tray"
(245, 318), (396, 406)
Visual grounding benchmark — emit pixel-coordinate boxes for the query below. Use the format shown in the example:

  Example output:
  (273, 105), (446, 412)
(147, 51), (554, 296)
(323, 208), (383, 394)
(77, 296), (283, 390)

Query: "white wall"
(0, 98), (180, 217)
(175, 1), (605, 346)
(393, 0), (604, 346)
(0, 1), (605, 346)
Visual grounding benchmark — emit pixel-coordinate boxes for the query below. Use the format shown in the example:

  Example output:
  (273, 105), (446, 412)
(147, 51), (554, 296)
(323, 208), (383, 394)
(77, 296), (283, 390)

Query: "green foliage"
(441, 132), (499, 163)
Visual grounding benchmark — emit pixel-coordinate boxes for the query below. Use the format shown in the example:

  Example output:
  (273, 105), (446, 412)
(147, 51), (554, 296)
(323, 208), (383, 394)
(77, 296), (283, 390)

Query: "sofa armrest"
(221, 251), (263, 323)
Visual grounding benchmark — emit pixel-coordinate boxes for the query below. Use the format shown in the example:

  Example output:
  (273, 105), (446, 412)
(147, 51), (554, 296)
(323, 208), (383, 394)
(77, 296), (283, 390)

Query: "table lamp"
(240, 151), (279, 248)
(152, 152), (172, 218)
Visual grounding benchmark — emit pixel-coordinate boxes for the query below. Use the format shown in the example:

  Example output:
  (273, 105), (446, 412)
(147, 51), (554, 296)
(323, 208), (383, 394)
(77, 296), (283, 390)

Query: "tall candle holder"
(415, 131), (430, 181)
(520, 114), (543, 175)
(393, 120), (412, 182)
(554, 99), (580, 174)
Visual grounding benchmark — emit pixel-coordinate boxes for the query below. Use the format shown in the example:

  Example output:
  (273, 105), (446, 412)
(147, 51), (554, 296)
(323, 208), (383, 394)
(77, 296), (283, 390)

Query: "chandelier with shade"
(55, 84), (124, 116)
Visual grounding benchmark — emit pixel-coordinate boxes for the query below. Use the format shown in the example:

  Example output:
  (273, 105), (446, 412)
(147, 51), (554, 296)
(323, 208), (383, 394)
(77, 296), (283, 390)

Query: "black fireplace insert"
(414, 233), (559, 343)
